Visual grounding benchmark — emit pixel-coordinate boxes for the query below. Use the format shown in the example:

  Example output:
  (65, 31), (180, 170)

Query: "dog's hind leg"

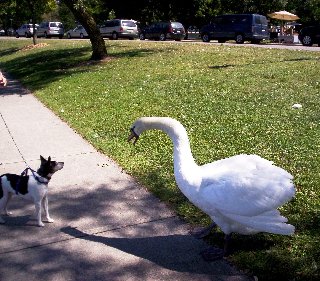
(42, 195), (54, 223)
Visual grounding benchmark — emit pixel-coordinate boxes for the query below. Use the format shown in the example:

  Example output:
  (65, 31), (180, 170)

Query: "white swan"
(128, 117), (295, 259)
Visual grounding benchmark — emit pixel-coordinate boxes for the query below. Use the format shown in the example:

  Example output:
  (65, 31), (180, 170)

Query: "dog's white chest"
(24, 177), (48, 200)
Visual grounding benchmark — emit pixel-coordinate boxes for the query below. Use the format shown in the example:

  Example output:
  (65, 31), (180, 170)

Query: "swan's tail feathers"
(260, 222), (295, 235)
(224, 211), (295, 235)
(258, 210), (289, 223)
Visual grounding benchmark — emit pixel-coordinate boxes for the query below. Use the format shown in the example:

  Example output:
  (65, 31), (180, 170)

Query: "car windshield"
(254, 16), (268, 25)
(50, 22), (63, 28)
(122, 21), (136, 27)
(171, 22), (184, 28)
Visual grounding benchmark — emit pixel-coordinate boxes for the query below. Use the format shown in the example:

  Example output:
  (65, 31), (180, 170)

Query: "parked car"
(37, 21), (64, 38)
(185, 26), (200, 40)
(298, 25), (320, 46)
(66, 25), (88, 39)
(0, 29), (5, 36)
(6, 27), (15, 36)
(200, 14), (269, 44)
(15, 23), (37, 38)
(139, 21), (186, 41)
(99, 19), (138, 40)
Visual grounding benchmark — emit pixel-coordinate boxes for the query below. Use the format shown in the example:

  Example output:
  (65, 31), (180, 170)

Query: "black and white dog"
(0, 156), (64, 226)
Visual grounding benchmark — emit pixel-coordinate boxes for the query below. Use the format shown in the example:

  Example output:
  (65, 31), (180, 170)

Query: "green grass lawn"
(0, 39), (319, 280)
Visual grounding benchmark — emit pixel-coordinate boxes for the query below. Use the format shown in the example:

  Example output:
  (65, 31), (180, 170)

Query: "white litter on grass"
(292, 103), (302, 109)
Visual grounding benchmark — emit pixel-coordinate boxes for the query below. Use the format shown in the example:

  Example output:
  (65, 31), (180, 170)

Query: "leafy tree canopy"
(1, 0), (319, 30)
(0, 0), (56, 29)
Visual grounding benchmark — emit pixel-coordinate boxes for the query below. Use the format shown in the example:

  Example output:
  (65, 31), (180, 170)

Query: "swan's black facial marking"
(128, 127), (139, 144)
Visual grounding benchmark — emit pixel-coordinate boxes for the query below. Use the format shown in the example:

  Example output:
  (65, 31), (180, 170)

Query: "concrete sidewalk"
(0, 76), (251, 281)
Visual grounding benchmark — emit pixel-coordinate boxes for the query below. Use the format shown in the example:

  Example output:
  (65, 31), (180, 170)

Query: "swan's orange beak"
(128, 128), (139, 145)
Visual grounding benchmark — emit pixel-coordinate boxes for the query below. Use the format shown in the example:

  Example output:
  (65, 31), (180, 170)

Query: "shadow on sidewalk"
(60, 226), (225, 275)
(0, 73), (30, 96)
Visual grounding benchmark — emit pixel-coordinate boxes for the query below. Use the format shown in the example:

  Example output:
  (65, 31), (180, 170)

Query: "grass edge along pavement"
(0, 39), (319, 281)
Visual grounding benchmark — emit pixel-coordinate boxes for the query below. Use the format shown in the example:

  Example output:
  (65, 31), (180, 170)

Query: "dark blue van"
(200, 14), (269, 44)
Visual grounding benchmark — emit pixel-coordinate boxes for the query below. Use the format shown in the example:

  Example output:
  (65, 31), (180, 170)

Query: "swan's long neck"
(139, 117), (201, 190)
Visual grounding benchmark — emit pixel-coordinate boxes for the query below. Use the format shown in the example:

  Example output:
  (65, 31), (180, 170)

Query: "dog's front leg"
(43, 195), (54, 223)
(34, 201), (44, 227)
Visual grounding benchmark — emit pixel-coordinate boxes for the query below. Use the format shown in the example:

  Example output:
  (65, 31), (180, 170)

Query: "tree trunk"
(28, 1), (37, 45)
(62, 1), (107, 60)
(32, 23), (37, 45)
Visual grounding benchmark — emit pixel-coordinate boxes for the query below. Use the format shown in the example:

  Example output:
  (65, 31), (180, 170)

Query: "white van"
(99, 19), (138, 40)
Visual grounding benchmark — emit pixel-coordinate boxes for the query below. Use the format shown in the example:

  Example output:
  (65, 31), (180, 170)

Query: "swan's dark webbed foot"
(201, 234), (232, 261)
(191, 222), (217, 239)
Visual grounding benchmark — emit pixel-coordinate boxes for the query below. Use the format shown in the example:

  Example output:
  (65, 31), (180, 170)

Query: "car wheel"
(201, 33), (210, 42)
(301, 35), (313, 46)
(67, 33), (71, 39)
(235, 33), (244, 44)
(25, 32), (29, 38)
(111, 32), (118, 40)
(44, 32), (48, 38)
(139, 33), (145, 40)
(159, 33), (166, 41)
(15, 33), (19, 38)
(80, 33), (84, 39)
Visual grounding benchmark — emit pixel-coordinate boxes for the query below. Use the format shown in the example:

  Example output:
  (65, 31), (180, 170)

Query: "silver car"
(66, 25), (88, 39)
(37, 21), (64, 38)
(16, 24), (37, 38)
(99, 19), (138, 40)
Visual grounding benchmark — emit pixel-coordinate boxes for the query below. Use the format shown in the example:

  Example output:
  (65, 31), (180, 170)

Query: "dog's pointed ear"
(48, 156), (51, 162)
(40, 155), (45, 163)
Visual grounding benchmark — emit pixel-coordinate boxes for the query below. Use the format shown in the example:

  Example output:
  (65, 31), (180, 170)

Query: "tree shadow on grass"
(2, 46), (92, 91)
(0, 47), (21, 57)
(1, 45), (168, 93)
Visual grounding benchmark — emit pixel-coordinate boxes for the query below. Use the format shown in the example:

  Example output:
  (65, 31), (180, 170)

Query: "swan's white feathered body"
(129, 117), (295, 236)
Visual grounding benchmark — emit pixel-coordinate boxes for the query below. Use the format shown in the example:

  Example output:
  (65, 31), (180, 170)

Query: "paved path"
(0, 75), (251, 281)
